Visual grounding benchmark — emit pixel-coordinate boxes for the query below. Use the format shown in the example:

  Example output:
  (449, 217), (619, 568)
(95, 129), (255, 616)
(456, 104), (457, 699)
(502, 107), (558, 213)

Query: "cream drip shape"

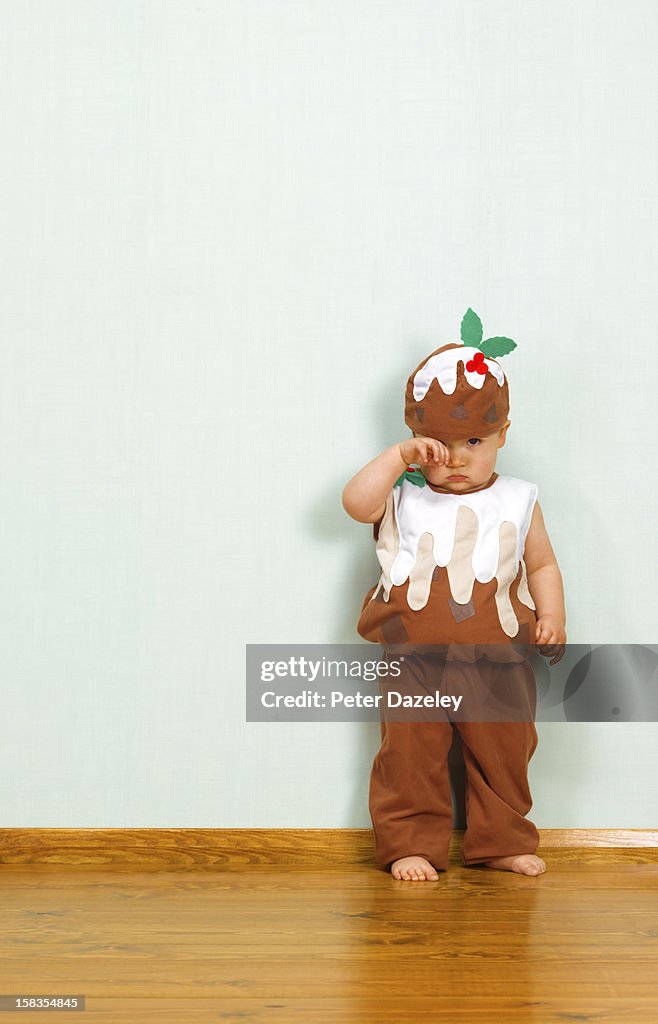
(413, 345), (505, 401)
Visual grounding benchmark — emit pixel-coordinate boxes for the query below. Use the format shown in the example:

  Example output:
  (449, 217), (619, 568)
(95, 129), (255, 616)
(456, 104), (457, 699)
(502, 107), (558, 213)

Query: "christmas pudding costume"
(360, 309), (541, 870)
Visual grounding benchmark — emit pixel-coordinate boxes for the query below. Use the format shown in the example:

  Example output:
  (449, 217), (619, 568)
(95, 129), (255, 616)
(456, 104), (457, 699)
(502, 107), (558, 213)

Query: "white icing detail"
(516, 558), (536, 611)
(373, 492), (399, 603)
(407, 532), (435, 610)
(446, 506), (479, 604)
(413, 345), (505, 401)
(390, 475), (538, 592)
(495, 521), (521, 636)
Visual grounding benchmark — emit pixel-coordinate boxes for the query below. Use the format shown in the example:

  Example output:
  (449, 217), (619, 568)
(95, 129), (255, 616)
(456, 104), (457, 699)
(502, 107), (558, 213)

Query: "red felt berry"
(465, 360), (475, 371)
(476, 363), (488, 374)
(473, 350), (485, 363)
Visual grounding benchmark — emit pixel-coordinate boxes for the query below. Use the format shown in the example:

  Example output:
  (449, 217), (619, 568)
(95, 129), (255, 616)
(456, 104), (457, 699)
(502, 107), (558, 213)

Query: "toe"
(391, 857), (439, 881)
(524, 856), (545, 875)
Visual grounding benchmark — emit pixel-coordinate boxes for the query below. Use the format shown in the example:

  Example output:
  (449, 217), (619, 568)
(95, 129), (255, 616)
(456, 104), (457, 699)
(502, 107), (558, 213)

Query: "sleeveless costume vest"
(357, 470), (538, 647)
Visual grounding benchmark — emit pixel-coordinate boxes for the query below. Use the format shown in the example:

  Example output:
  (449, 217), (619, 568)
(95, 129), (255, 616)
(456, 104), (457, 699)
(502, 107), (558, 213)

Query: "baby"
(343, 311), (567, 880)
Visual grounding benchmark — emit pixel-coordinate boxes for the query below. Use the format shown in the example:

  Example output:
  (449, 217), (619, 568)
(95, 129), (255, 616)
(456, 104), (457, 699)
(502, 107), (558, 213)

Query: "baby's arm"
(342, 437), (449, 523)
(524, 501), (567, 651)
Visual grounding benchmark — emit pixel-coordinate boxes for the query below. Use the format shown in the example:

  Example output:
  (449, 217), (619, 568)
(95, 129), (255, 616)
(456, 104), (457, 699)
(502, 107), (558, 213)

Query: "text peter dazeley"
(260, 690), (463, 711)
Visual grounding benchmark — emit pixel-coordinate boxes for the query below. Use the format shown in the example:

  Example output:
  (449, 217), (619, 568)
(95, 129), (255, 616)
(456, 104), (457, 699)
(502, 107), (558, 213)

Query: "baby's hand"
(399, 436), (449, 467)
(535, 616), (567, 665)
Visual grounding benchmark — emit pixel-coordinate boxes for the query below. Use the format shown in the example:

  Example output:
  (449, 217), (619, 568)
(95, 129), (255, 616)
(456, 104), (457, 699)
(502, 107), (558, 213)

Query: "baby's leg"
(457, 720), (543, 870)
(453, 658), (542, 870)
(369, 719), (454, 875)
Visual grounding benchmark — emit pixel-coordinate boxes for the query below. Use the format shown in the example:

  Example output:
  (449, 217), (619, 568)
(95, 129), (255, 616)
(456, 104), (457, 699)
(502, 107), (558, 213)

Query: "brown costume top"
(357, 469), (538, 647)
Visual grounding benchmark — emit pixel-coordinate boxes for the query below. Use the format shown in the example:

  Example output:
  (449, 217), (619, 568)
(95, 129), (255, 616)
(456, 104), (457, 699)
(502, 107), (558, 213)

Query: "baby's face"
(414, 421), (510, 493)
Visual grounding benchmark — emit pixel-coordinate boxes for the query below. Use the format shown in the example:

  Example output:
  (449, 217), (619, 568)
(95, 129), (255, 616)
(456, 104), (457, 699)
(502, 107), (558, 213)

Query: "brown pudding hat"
(404, 308), (518, 442)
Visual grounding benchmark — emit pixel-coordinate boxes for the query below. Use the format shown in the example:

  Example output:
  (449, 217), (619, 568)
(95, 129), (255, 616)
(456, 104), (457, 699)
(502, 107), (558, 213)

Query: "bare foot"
(483, 854), (546, 876)
(390, 855), (440, 881)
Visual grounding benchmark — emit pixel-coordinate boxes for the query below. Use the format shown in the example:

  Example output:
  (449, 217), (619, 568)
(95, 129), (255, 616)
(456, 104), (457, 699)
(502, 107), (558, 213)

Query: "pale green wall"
(1, 1), (656, 827)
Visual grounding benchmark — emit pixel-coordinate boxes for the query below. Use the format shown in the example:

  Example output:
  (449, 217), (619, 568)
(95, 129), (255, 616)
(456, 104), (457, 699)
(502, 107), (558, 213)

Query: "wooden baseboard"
(0, 829), (657, 869)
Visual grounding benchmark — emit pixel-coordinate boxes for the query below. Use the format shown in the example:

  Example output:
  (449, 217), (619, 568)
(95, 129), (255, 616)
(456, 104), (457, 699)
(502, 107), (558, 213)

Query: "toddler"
(342, 310), (567, 880)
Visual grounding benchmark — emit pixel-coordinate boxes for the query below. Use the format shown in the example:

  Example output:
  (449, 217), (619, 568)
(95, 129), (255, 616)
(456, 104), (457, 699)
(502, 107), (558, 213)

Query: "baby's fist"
(535, 616), (567, 665)
(399, 436), (449, 467)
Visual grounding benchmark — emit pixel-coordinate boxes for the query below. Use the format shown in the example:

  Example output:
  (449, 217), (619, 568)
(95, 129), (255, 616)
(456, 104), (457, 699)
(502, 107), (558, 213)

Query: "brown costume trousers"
(369, 649), (539, 870)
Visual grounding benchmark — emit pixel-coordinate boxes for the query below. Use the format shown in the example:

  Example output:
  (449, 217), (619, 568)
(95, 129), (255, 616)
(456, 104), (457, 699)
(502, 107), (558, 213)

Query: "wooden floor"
(1, 846), (658, 1022)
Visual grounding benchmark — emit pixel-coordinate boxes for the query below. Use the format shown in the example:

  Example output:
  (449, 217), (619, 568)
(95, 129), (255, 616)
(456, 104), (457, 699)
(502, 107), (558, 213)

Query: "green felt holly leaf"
(460, 307), (483, 346)
(479, 336), (517, 358)
(394, 469), (426, 488)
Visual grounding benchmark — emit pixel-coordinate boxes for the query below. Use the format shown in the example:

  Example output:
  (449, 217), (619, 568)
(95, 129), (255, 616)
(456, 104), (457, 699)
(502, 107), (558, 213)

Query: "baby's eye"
(467, 438), (481, 446)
